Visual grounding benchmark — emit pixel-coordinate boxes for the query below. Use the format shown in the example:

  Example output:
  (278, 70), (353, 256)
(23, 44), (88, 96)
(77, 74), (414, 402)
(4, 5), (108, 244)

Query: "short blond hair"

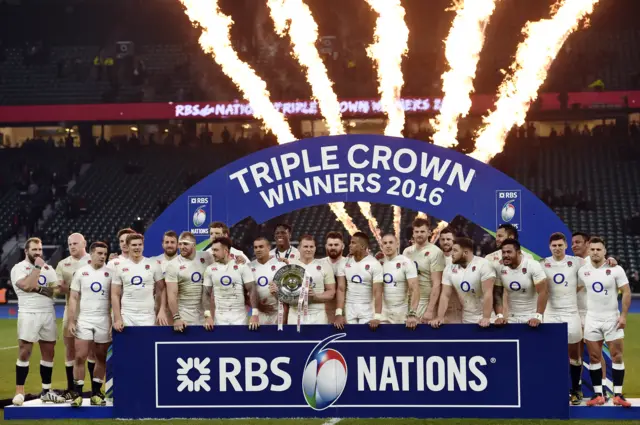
(25, 237), (42, 250)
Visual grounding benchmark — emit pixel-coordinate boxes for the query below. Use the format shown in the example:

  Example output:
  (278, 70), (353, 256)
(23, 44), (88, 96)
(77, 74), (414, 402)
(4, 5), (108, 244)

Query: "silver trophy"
(273, 264), (307, 305)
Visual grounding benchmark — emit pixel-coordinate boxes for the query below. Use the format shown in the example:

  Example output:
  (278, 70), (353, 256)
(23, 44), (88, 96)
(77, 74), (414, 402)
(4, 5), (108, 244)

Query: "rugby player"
(579, 237), (632, 407)
(380, 233), (419, 328)
(154, 230), (178, 274)
(431, 237), (495, 327)
(55, 233), (90, 400)
(67, 242), (112, 407)
(112, 234), (167, 330)
(485, 224), (533, 273)
(322, 231), (347, 322)
(270, 223), (300, 261)
(494, 238), (548, 326)
(206, 222), (248, 263)
(289, 235), (335, 325)
(202, 237), (259, 329)
(250, 237), (285, 325)
(334, 232), (383, 330)
(108, 228), (135, 262)
(165, 232), (213, 331)
(11, 238), (64, 406)
(438, 227), (462, 323)
(541, 232), (584, 403)
(402, 217), (446, 323)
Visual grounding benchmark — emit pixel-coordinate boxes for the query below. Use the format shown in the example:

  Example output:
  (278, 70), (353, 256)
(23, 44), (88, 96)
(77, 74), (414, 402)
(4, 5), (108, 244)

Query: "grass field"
(1, 317), (639, 424)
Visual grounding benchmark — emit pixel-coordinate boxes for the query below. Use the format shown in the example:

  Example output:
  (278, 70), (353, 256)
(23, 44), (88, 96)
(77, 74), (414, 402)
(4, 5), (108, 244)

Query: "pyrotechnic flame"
(430, 220), (450, 244)
(179, 0), (295, 143)
(358, 202), (383, 246)
(431, 0), (499, 148)
(393, 205), (402, 242)
(470, 0), (600, 163)
(416, 212), (428, 219)
(267, 0), (345, 135)
(329, 202), (359, 236)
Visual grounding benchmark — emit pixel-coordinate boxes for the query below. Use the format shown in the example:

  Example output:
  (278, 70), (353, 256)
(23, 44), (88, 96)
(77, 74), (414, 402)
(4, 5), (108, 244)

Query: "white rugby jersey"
(444, 254), (453, 267)
(577, 256), (590, 313)
(165, 252), (212, 309)
(323, 256), (347, 278)
(344, 255), (383, 304)
(541, 255), (583, 315)
(11, 260), (58, 313)
(270, 245), (300, 261)
(206, 246), (248, 263)
(579, 263), (628, 320)
(443, 256), (495, 319)
(71, 264), (113, 318)
(203, 260), (254, 311)
(114, 257), (163, 315)
(55, 254), (91, 289)
(497, 258), (547, 316)
(153, 253), (177, 275)
(249, 257), (285, 309)
(382, 255), (417, 306)
(292, 259), (335, 312)
(402, 243), (446, 300)
(108, 256), (130, 275)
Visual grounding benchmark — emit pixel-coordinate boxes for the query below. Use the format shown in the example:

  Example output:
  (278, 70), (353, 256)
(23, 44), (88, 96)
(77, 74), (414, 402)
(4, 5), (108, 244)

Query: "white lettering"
(245, 357), (268, 391)
(420, 153), (451, 182)
(393, 148), (417, 173)
(447, 356), (466, 391)
(372, 145), (392, 170)
(175, 105), (185, 116)
(447, 163), (476, 192)
(270, 357), (291, 391)
(367, 174), (381, 193)
(333, 173), (348, 193)
(348, 144), (369, 169)
(426, 356), (445, 391)
(219, 358), (243, 392)
(301, 149), (321, 173)
(313, 175), (332, 194)
(292, 179), (313, 199)
(259, 187), (284, 208)
(229, 168), (250, 193)
(250, 162), (274, 188)
(358, 357), (376, 391)
(350, 173), (365, 193)
(379, 357), (399, 391)
(281, 153), (300, 178)
(321, 145), (340, 171)
(270, 157), (283, 181)
(468, 356), (488, 391)
(417, 355), (424, 391)
(396, 356), (414, 391)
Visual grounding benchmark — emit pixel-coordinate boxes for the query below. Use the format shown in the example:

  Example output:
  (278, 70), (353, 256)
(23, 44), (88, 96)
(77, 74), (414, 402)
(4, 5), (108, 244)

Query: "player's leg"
(37, 312), (64, 403)
(72, 336), (90, 407)
(62, 306), (76, 398)
(14, 312), (36, 405)
(584, 316), (606, 407)
(90, 342), (110, 406)
(87, 343), (96, 385)
(607, 331), (631, 407)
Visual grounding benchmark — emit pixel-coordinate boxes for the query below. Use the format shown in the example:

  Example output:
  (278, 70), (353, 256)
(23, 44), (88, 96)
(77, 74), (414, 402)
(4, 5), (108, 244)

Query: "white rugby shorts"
(215, 309), (248, 326)
(545, 312), (583, 344)
(508, 313), (535, 324)
(462, 313), (484, 325)
(584, 315), (624, 342)
(288, 308), (328, 325)
(76, 316), (111, 344)
(381, 303), (408, 324)
(122, 312), (156, 327)
(345, 302), (374, 324)
(179, 306), (204, 326)
(259, 311), (279, 325)
(18, 311), (57, 343)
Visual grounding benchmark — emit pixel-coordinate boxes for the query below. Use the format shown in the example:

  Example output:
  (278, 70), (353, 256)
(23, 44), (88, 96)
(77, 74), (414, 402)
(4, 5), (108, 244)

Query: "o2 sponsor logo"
(350, 275), (363, 284)
(131, 276), (144, 287)
(592, 281), (608, 295)
(38, 275), (47, 287)
(460, 281), (474, 293)
(91, 282), (105, 295)
(302, 334), (347, 411)
(257, 276), (269, 287)
(552, 273), (566, 286)
(191, 272), (202, 283)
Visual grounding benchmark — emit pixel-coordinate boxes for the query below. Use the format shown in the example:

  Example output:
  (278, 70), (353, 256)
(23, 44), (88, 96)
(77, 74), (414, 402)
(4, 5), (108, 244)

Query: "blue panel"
(112, 324), (569, 419)
(4, 405), (114, 420)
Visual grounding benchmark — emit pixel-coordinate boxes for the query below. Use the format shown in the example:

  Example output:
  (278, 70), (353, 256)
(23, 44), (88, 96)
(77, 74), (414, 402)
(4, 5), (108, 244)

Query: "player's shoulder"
(11, 260), (28, 272)
(472, 255), (491, 267)
(396, 254), (412, 264)
(402, 245), (414, 255)
(102, 266), (116, 277)
(485, 250), (501, 262)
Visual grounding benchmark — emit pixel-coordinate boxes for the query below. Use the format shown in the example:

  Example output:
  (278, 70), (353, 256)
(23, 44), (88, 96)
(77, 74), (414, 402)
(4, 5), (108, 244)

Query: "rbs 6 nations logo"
(496, 190), (522, 230)
(188, 196), (212, 238)
(302, 334), (348, 411)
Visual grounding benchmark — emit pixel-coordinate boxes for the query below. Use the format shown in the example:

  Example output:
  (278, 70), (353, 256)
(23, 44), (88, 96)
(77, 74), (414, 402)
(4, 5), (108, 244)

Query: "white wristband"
(252, 308), (259, 317)
(374, 313), (383, 321)
(204, 310), (211, 318)
(496, 313), (504, 319)
(535, 313), (543, 322)
(335, 308), (343, 316)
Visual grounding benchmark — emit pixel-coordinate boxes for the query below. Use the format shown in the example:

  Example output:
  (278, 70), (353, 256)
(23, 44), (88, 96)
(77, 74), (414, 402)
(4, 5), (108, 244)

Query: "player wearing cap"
(202, 237), (259, 330)
(579, 237), (632, 407)
(334, 232), (383, 330)
(67, 242), (113, 407)
(112, 234), (167, 330)
(494, 238), (548, 327)
(250, 237), (285, 325)
(165, 232), (213, 331)
(11, 237), (64, 406)
(206, 222), (248, 263)
(402, 217), (446, 324)
(379, 233), (419, 329)
(289, 235), (335, 325)
(431, 237), (495, 328)
(270, 223), (300, 261)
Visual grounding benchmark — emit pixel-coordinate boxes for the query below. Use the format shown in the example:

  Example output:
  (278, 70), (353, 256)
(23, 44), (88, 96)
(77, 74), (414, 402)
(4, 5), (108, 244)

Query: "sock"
(16, 360), (29, 386)
(74, 379), (84, 395)
(92, 378), (103, 396)
(569, 358), (582, 392)
(87, 359), (95, 382)
(40, 360), (53, 391)
(65, 361), (74, 390)
(612, 362), (625, 395)
(589, 362), (603, 395)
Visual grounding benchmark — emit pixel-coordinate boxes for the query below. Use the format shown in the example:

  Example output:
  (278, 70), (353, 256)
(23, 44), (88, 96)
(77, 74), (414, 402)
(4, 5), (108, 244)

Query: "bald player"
(402, 217), (446, 324)
(380, 233), (419, 328)
(165, 231), (213, 331)
(55, 233), (91, 400)
(438, 227), (462, 323)
(323, 231), (347, 322)
(206, 222), (248, 263)
(250, 237), (285, 325)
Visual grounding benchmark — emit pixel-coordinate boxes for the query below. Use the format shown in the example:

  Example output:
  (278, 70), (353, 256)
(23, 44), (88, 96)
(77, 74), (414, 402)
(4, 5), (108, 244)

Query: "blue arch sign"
(145, 135), (569, 256)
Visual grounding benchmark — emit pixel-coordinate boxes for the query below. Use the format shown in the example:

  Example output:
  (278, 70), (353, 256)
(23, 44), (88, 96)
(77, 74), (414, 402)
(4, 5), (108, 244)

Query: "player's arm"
(425, 251), (446, 319)
(111, 277), (124, 331)
(311, 264), (336, 303)
(333, 274), (346, 329)
(67, 275), (81, 334)
(534, 278), (549, 315)
(14, 263), (42, 292)
(481, 262), (496, 324)
(493, 281), (504, 315)
(55, 263), (70, 294)
(408, 276), (419, 312)
(616, 267), (631, 330)
(242, 265), (259, 330)
(202, 274), (215, 331)
(370, 260), (384, 329)
(164, 262), (181, 321)
(434, 284), (452, 325)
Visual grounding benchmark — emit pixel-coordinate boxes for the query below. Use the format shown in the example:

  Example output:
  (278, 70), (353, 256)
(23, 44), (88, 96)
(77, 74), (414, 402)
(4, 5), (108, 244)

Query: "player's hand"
(429, 317), (444, 328)
(281, 258), (290, 265)
(67, 323), (77, 337)
(406, 316), (418, 330)
(528, 318), (541, 328)
(37, 286), (54, 298)
(268, 282), (278, 295)
(374, 251), (384, 261)
(494, 317), (507, 326)
(606, 257), (618, 267)
(34, 256), (46, 268)
(248, 315), (259, 331)
(369, 319), (380, 331)
(113, 319), (124, 332)
(307, 288), (316, 302)
(204, 316), (214, 331)
(156, 309), (169, 326)
(334, 314), (346, 330)
(421, 310), (434, 324)
(617, 316), (626, 330)
(235, 256), (246, 265)
(479, 317), (490, 328)
(173, 319), (187, 332)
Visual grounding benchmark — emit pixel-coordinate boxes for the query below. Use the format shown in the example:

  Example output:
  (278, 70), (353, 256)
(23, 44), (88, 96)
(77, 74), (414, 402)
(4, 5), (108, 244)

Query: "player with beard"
(206, 222), (248, 263)
(485, 224), (533, 273)
(250, 237), (285, 325)
(11, 238), (65, 406)
(165, 232), (214, 331)
(289, 235), (335, 325)
(494, 239), (548, 326)
(438, 227), (462, 323)
(380, 234), (419, 328)
(431, 237), (495, 328)
(334, 232), (383, 330)
(55, 233), (91, 400)
(155, 231), (178, 274)
(323, 231), (347, 322)
(270, 223), (300, 261)
(402, 217), (445, 324)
